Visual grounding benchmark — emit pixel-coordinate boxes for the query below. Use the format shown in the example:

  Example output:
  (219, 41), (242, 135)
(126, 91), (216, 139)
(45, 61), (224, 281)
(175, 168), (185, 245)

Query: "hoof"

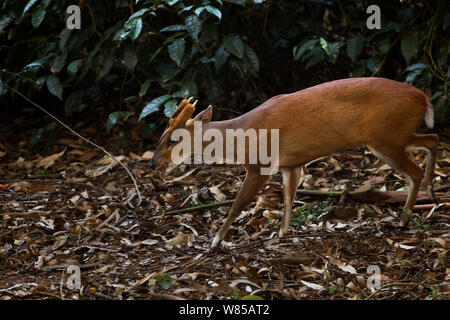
(278, 228), (287, 238)
(211, 234), (222, 249)
(208, 246), (219, 254)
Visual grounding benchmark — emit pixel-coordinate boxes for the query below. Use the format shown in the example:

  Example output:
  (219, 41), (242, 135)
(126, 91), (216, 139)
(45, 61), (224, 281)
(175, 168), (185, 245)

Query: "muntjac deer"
(150, 77), (439, 248)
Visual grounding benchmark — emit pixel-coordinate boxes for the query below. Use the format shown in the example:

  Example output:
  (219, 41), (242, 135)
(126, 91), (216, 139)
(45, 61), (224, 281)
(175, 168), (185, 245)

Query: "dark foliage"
(0, 0), (448, 137)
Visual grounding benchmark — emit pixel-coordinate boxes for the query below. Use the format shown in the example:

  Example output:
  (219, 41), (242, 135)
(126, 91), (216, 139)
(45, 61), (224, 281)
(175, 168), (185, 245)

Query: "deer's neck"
(204, 117), (245, 134)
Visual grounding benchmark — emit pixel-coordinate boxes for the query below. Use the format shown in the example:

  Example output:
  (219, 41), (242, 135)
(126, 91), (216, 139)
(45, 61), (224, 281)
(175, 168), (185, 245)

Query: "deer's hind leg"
(367, 143), (423, 227)
(405, 133), (439, 202)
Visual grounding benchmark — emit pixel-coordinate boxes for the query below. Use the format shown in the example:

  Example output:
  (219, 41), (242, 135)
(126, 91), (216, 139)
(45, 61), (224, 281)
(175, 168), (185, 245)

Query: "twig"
(165, 200), (234, 215)
(413, 203), (450, 211)
(365, 282), (419, 300)
(233, 231), (349, 251)
(296, 189), (436, 204)
(0, 179), (113, 195)
(86, 1), (101, 38)
(95, 208), (120, 230)
(2, 83), (142, 206)
(41, 263), (98, 271)
(148, 293), (186, 300)
(91, 291), (115, 300)
(0, 211), (49, 216)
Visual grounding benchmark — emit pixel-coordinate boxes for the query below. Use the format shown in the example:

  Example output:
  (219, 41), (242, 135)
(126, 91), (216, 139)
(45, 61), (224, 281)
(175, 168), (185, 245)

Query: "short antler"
(168, 97), (196, 133)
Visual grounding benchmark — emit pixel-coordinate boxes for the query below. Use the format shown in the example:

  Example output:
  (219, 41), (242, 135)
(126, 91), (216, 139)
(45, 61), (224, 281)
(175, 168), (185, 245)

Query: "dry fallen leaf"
(209, 185), (226, 201)
(36, 148), (66, 169)
(301, 280), (325, 291)
(165, 232), (194, 246)
(327, 256), (357, 274)
(85, 155), (125, 177)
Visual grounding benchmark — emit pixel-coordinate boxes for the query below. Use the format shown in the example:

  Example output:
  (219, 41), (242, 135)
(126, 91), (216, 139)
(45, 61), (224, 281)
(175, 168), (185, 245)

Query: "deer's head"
(149, 97), (212, 170)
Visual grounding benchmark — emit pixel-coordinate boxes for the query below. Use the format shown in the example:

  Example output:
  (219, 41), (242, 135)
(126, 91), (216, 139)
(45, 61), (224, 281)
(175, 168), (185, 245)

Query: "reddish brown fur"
(151, 78), (439, 248)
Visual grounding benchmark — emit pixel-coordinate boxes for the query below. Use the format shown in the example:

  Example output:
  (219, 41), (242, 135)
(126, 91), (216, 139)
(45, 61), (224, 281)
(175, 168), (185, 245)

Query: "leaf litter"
(0, 125), (449, 300)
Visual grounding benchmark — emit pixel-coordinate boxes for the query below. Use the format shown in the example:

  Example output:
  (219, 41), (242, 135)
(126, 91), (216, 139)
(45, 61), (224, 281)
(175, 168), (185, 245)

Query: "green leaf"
(435, 98), (447, 121)
(106, 111), (135, 134)
(430, 91), (443, 101)
(0, 15), (13, 34)
(378, 38), (391, 55)
(347, 35), (365, 62)
(320, 38), (341, 63)
(304, 49), (325, 69)
(223, 34), (244, 59)
(172, 81), (198, 98)
(46, 75), (63, 100)
(23, 60), (45, 71)
(128, 8), (151, 20)
(366, 56), (381, 73)
(214, 45), (230, 71)
(31, 6), (46, 28)
(51, 53), (67, 74)
(130, 18), (143, 41)
(224, 0), (245, 5)
(23, 0), (39, 16)
(229, 57), (246, 78)
(122, 14), (145, 41)
(153, 274), (172, 290)
(139, 94), (172, 121)
(65, 90), (83, 116)
(204, 6), (222, 20)
(244, 44), (259, 75)
(405, 69), (422, 83)
(179, 5), (194, 14)
(164, 99), (178, 118)
(293, 38), (319, 60)
(160, 25), (187, 32)
(185, 15), (202, 41)
(67, 59), (83, 77)
(405, 63), (429, 72)
(124, 47), (138, 70)
(96, 54), (114, 80)
(139, 78), (152, 97)
(401, 32), (418, 64)
(168, 38), (185, 67)
(350, 65), (366, 77)
(195, 7), (206, 16)
(58, 29), (72, 52)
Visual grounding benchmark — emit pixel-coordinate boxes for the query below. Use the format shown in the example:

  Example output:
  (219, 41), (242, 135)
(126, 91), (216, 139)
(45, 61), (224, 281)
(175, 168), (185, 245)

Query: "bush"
(0, 0), (448, 133)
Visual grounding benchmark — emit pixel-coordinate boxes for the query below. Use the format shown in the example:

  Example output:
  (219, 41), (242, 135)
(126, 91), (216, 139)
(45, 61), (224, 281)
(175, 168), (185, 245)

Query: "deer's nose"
(149, 159), (155, 169)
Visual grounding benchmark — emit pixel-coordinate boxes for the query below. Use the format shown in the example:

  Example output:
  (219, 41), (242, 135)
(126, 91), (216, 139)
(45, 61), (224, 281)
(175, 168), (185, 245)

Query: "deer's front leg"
(211, 167), (269, 248)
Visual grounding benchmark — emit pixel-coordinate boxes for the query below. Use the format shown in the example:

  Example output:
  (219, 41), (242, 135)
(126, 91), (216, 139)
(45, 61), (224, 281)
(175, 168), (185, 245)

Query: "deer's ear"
(192, 105), (212, 123)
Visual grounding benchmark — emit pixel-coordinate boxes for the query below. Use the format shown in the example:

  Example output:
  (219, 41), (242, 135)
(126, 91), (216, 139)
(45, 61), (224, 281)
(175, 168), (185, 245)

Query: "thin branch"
(165, 200), (234, 215)
(365, 282), (419, 300)
(2, 83), (142, 206)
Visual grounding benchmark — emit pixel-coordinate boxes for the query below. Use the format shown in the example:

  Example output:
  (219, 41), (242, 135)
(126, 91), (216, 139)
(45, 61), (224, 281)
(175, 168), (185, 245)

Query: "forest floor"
(0, 112), (449, 300)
